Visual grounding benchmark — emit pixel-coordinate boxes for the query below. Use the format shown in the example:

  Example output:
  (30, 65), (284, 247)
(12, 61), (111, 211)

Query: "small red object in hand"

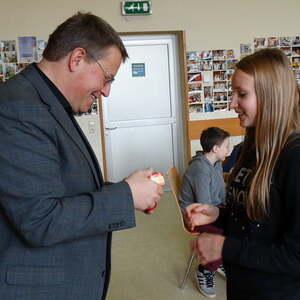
(143, 172), (164, 214)
(150, 172), (165, 186)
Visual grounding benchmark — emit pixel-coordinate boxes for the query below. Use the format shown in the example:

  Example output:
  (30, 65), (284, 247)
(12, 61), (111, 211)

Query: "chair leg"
(180, 252), (195, 289)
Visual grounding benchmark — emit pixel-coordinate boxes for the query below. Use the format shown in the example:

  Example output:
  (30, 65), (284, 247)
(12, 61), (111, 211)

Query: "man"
(0, 12), (163, 300)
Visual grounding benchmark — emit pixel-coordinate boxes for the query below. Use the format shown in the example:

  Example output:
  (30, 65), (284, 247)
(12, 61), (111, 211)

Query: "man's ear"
(68, 47), (86, 72)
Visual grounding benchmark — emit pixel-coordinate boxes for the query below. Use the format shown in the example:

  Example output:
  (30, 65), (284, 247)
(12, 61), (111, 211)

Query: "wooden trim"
(188, 118), (245, 140)
(98, 99), (107, 181)
(177, 31), (190, 167)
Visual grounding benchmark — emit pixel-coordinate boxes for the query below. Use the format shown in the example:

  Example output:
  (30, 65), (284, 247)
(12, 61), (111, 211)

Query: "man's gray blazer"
(0, 64), (136, 300)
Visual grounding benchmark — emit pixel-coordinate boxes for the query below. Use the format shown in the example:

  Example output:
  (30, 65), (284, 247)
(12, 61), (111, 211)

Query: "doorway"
(102, 32), (187, 182)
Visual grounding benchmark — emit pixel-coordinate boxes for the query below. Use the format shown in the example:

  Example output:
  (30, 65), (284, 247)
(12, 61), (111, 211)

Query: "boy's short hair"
(200, 127), (230, 153)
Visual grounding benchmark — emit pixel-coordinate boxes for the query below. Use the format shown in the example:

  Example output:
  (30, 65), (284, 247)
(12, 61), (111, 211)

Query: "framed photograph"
(280, 47), (291, 56)
(188, 73), (202, 83)
(294, 70), (300, 80)
(204, 101), (214, 112)
(240, 43), (252, 58)
(213, 60), (226, 71)
(279, 37), (292, 47)
(4, 63), (16, 80)
(18, 36), (37, 63)
(213, 102), (228, 112)
(292, 57), (300, 69)
(293, 36), (300, 46)
(2, 51), (17, 63)
(212, 49), (226, 60)
(227, 69), (234, 81)
(0, 40), (16, 52)
(187, 63), (201, 73)
(200, 50), (212, 60)
(228, 80), (232, 91)
(188, 93), (201, 104)
(226, 49), (235, 59)
(213, 92), (227, 102)
(267, 37), (279, 47)
(189, 103), (203, 113)
(213, 81), (227, 92)
(254, 38), (266, 49)
(204, 86), (213, 100)
(213, 71), (227, 81)
(201, 60), (212, 71)
(292, 47), (300, 56)
(227, 59), (238, 70)
(188, 82), (202, 92)
(186, 51), (200, 62)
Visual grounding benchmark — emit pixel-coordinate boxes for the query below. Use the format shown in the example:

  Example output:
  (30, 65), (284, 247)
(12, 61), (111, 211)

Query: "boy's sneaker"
(216, 264), (226, 278)
(195, 267), (216, 298)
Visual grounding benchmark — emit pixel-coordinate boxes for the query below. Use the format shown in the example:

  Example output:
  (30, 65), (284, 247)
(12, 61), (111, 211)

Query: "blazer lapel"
(21, 64), (102, 188)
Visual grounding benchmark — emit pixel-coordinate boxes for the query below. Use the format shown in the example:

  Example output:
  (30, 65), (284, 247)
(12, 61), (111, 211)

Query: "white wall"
(1, 0), (299, 50)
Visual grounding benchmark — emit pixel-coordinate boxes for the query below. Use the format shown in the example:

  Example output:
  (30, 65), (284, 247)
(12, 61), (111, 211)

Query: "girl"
(186, 48), (300, 300)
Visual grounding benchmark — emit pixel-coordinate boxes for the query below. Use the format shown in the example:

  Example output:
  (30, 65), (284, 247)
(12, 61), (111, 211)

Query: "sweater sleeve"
(222, 144), (300, 278)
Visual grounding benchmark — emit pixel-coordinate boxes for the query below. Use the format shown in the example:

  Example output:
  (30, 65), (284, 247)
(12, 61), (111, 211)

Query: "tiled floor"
(107, 192), (226, 300)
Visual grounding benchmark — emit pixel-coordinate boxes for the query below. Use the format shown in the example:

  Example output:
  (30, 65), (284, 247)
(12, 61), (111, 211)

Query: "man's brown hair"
(43, 12), (128, 62)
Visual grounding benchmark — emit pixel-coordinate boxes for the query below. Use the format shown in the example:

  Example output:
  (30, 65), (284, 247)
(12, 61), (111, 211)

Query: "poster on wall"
(36, 40), (47, 62)
(18, 36), (37, 63)
(186, 48), (237, 116)
(1, 40), (17, 63)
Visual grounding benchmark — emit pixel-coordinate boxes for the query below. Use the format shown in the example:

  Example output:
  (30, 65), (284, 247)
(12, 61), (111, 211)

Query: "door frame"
(99, 31), (189, 180)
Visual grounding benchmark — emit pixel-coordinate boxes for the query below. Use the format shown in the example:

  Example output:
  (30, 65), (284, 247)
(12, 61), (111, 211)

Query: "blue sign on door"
(132, 63), (145, 77)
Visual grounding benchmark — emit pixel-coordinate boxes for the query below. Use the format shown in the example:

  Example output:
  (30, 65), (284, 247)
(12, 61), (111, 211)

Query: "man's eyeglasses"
(85, 51), (115, 86)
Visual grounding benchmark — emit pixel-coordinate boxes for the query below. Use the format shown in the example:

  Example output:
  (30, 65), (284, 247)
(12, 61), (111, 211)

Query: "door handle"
(105, 127), (118, 130)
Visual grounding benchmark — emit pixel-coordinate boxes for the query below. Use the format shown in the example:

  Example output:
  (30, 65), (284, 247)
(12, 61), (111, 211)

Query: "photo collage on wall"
(186, 49), (237, 115)
(186, 35), (300, 118)
(0, 36), (98, 115)
(253, 36), (300, 85)
(0, 37), (46, 82)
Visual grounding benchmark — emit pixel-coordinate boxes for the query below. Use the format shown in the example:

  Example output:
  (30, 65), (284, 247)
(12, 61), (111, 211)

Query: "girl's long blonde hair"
(230, 48), (300, 221)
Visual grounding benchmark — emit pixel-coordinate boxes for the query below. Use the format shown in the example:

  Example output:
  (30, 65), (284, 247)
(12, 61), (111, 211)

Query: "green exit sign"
(121, 1), (152, 15)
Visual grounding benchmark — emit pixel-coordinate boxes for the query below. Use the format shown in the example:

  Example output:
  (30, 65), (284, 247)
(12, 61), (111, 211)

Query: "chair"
(223, 172), (230, 185)
(167, 166), (199, 289)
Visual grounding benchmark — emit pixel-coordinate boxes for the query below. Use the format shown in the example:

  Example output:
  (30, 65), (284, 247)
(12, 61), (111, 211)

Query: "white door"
(103, 34), (184, 182)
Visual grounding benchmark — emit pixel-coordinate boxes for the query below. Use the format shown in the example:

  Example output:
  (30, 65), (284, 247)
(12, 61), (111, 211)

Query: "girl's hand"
(186, 203), (219, 231)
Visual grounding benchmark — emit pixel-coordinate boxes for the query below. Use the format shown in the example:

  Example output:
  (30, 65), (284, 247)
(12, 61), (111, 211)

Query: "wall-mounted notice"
(132, 63), (145, 77)
(18, 36), (37, 62)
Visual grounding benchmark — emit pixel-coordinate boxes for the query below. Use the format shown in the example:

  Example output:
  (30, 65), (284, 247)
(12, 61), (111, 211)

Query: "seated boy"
(179, 127), (230, 298)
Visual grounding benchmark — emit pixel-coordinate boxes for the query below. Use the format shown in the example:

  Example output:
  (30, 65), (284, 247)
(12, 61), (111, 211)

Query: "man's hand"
(186, 203), (219, 230)
(191, 233), (225, 265)
(125, 168), (163, 212)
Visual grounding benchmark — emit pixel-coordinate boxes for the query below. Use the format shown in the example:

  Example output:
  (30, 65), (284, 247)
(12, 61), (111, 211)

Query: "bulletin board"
(185, 34), (300, 159)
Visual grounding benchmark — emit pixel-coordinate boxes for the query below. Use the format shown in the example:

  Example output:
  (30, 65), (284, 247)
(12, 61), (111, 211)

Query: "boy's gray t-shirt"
(179, 153), (225, 209)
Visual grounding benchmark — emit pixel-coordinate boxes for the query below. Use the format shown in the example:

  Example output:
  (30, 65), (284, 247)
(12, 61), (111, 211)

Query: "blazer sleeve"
(0, 97), (136, 248)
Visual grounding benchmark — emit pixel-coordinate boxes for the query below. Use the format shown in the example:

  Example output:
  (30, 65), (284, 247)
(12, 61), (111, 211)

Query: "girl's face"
(230, 69), (258, 128)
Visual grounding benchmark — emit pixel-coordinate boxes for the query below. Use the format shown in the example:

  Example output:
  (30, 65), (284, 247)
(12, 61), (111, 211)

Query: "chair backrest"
(223, 172), (230, 185)
(167, 166), (198, 236)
